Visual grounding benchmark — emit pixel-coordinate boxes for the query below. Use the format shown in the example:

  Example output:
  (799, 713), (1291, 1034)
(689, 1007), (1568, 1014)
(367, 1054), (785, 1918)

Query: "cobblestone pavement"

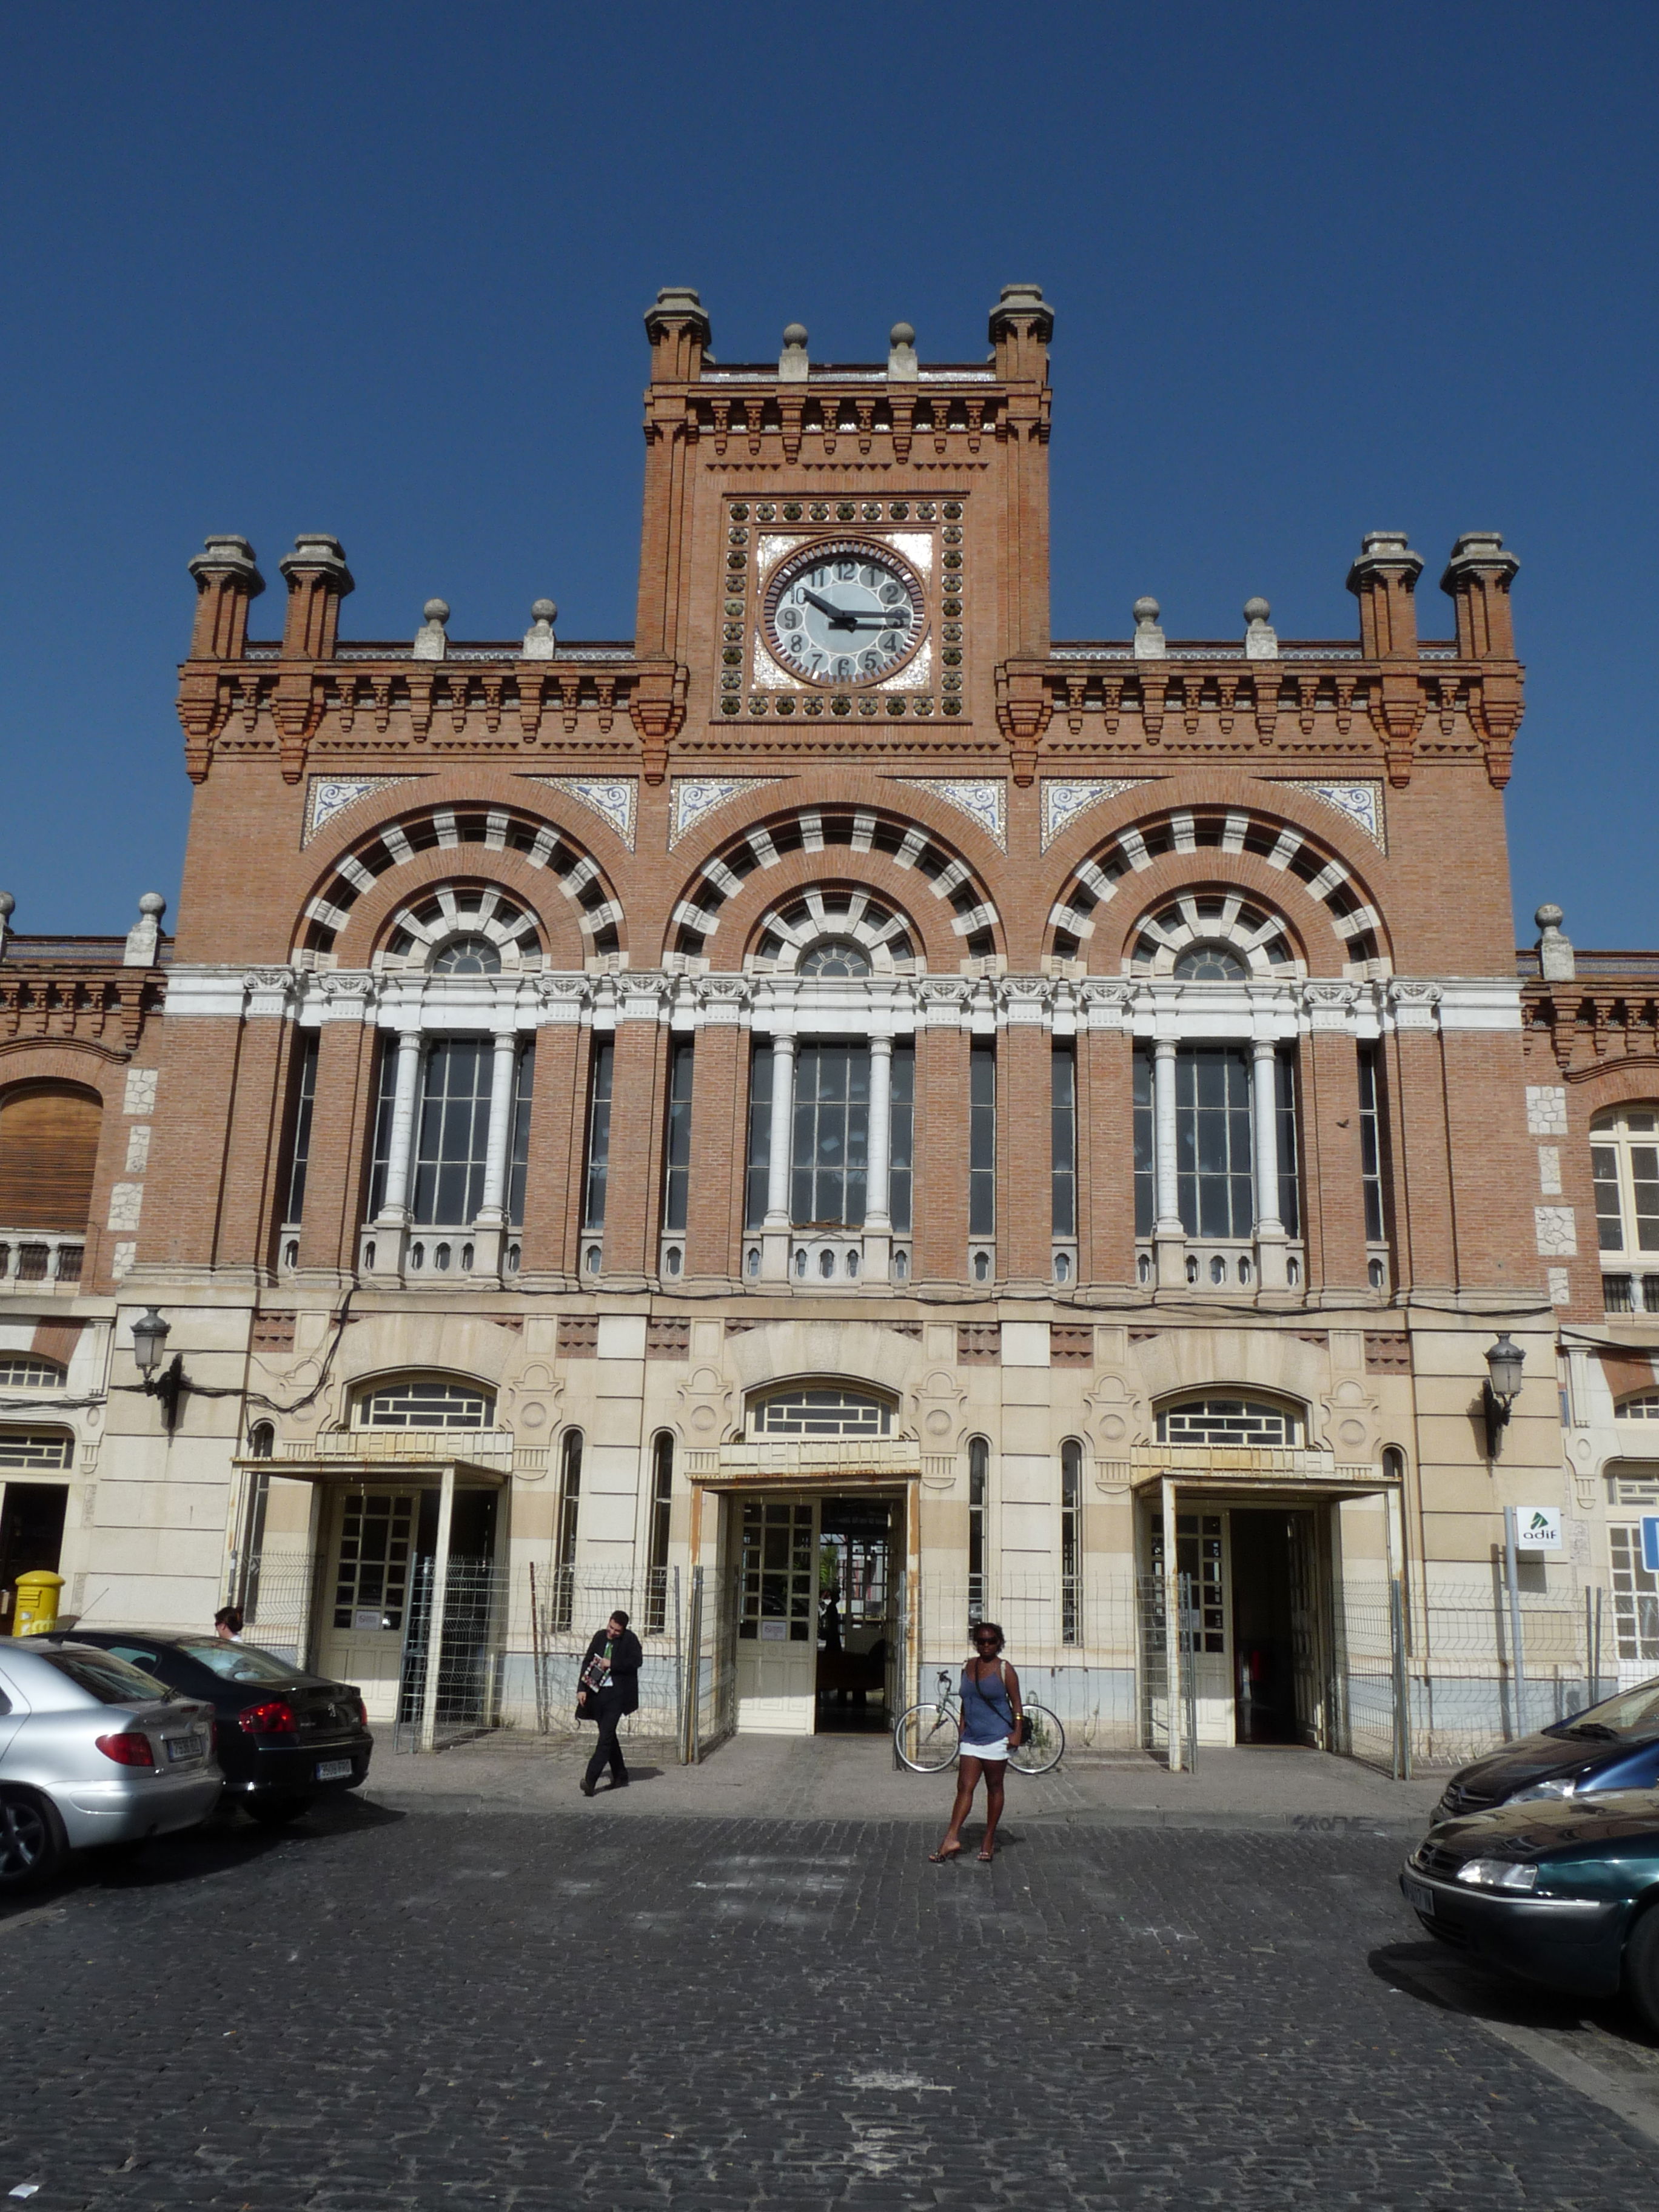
(2, 1792), (1658, 2210)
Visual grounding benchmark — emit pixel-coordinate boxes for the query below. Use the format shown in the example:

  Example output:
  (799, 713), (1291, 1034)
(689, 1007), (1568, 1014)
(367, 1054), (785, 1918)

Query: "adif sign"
(1517, 1506), (1563, 1553)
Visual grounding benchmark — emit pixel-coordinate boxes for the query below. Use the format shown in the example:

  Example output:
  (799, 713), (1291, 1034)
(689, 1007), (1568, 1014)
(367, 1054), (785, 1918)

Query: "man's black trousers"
(583, 1695), (628, 1789)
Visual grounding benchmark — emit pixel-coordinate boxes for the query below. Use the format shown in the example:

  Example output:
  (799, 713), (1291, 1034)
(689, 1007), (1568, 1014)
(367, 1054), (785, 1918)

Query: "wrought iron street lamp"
(131, 1305), (187, 1430)
(1483, 1332), (1525, 1458)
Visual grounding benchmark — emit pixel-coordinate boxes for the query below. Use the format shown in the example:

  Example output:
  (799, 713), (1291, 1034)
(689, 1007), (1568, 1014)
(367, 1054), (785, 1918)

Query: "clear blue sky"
(2, 4), (1654, 948)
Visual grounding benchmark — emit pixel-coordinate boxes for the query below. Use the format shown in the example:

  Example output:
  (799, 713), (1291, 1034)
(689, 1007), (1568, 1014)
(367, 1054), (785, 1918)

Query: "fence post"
(529, 1561), (546, 1735)
(1178, 1569), (1199, 1773)
(682, 1565), (703, 1766)
(1593, 1585), (1604, 1703)
(1389, 1577), (1412, 1781)
(1501, 1505), (1527, 1740)
(418, 1466), (457, 1754)
(670, 1566), (683, 1757)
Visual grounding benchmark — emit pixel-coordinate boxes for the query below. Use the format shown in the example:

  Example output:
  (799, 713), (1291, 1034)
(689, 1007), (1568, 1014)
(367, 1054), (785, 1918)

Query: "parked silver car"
(0, 1640), (221, 1891)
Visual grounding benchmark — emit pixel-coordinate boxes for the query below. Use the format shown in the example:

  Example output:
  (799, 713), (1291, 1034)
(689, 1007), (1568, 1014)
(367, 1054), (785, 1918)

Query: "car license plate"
(166, 1734), (204, 1763)
(315, 1758), (352, 1781)
(1404, 1876), (1436, 1917)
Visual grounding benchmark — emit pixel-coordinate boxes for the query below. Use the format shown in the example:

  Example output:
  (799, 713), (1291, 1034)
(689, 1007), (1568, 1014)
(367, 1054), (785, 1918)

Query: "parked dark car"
(1401, 1792), (1659, 2029)
(1431, 1675), (1659, 1822)
(30, 1632), (372, 1825)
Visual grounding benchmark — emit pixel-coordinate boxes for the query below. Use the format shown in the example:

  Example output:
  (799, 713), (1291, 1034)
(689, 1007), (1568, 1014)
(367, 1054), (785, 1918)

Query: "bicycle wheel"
(1007, 1703), (1065, 1776)
(894, 1701), (961, 1773)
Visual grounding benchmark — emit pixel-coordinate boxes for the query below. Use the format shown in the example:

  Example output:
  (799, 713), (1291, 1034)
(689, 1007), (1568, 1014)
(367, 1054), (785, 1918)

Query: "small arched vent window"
(431, 934), (503, 976)
(354, 1378), (495, 1430)
(1173, 942), (1248, 982)
(0, 1356), (65, 1390)
(1156, 1396), (1302, 1447)
(799, 937), (872, 979)
(750, 1387), (893, 1439)
(1614, 1393), (1659, 1421)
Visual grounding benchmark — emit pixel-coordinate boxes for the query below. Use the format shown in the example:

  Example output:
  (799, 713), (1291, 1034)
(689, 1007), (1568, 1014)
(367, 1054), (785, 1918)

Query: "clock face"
(763, 541), (926, 688)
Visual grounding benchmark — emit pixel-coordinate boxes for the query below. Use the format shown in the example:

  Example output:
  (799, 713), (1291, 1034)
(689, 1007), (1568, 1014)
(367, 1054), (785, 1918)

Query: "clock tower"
(634, 283), (1054, 786)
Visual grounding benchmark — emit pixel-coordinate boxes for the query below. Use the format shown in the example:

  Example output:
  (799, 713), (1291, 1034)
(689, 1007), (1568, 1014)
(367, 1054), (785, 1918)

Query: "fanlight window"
(1615, 1393), (1659, 1421)
(0, 1429), (73, 1469)
(750, 1387), (893, 1439)
(1173, 942), (1248, 982)
(431, 934), (502, 976)
(0, 1356), (65, 1390)
(354, 1379), (495, 1431)
(799, 937), (872, 979)
(1156, 1396), (1302, 1447)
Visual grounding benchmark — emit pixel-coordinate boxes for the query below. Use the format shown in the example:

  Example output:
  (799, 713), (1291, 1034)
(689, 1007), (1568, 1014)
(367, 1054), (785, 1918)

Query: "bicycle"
(894, 1669), (1065, 1776)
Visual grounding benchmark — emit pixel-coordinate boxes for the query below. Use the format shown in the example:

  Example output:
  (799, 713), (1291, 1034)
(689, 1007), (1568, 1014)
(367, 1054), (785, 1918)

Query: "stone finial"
(1131, 596), (1167, 659)
(188, 535), (265, 594)
(522, 598), (558, 660)
(1244, 595), (1278, 660)
(1535, 902), (1575, 982)
(779, 323), (809, 381)
(124, 893), (167, 969)
(988, 282), (1055, 343)
(414, 598), (450, 660)
(887, 321), (918, 381)
(0, 890), (13, 962)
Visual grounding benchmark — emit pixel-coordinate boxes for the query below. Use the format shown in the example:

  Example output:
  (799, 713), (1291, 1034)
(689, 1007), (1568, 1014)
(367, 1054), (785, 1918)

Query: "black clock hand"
(800, 588), (856, 628)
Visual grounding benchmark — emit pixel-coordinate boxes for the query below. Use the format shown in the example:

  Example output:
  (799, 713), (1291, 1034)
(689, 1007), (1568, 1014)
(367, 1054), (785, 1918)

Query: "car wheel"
(246, 1796), (314, 1828)
(0, 1786), (69, 1891)
(1624, 1899), (1659, 2036)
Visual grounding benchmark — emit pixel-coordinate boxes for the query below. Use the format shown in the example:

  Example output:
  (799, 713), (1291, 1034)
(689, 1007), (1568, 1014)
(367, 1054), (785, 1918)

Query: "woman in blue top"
(930, 1621), (1022, 1864)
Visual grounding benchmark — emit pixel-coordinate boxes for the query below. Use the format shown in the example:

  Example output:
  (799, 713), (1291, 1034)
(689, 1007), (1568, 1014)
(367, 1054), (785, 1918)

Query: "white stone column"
(862, 1034), (893, 1282)
(474, 1033), (520, 1227)
(1153, 1037), (1185, 1287)
(377, 1031), (425, 1225)
(761, 1031), (796, 1279)
(1252, 1039), (1289, 1289)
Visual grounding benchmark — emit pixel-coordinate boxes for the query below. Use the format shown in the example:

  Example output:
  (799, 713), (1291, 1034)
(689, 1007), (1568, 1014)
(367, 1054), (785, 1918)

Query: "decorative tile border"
(523, 776), (638, 850)
(887, 778), (1007, 851)
(669, 777), (785, 848)
(303, 776), (420, 846)
(1039, 779), (1155, 851)
(1277, 781), (1386, 853)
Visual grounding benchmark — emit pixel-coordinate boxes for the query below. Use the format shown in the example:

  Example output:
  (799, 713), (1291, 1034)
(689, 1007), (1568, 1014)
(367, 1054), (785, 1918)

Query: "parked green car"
(1402, 1791), (1659, 2029)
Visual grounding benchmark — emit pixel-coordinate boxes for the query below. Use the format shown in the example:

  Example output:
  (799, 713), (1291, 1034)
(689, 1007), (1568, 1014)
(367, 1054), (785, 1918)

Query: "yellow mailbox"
(12, 1570), (64, 1637)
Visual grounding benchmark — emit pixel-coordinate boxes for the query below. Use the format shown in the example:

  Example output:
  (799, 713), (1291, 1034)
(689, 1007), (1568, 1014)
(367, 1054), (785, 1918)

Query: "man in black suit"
(576, 1610), (643, 1796)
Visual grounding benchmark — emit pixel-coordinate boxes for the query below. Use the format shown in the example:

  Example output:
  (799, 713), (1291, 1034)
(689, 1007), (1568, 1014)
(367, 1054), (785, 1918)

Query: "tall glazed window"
(551, 1428), (583, 1631)
(1274, 1049), (1301, 1238)
(743, 1042), (773, 1232)
(967, 1436), (990, 1627)
(507, 1042), (535, 1230)
(888, 1042), (915, 1235)
(968, 1044), (996, 1239)
(581, 1039), (615, 1236)
(411, 1041), (493, 1226)
(1358, 1045), (1385, 1244)
(1061, 1438), (1083, 1645)
(791, 1043), (870, 1227)
(281, 1034), (320, 1227)
(646, 1432), (674, 1634)
(662, 1041), (694, 1236)
(1051, 1043), (1077, 1240)
(1175, 1047), (1253, 1236)
(1133, 1048), (1155, 1238)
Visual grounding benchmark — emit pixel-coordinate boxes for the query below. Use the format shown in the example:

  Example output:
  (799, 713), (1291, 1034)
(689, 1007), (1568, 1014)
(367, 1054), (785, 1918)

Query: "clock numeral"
(836, 561), (856, 582)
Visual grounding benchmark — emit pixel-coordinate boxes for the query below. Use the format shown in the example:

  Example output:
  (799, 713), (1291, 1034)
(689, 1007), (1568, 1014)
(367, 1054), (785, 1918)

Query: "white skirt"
(959, 1738), (1010, 1762)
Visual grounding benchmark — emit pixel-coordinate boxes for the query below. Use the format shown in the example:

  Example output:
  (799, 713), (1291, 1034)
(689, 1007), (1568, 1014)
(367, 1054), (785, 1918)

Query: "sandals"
(977, 1849), (995, 1863)
(928, 1843), (962, 1863)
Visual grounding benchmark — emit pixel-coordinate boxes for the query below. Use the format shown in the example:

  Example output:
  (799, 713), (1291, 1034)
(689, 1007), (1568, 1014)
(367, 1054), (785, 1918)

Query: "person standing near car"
(930, 1622), (1022, 1865)
(576, 1610), (642, 1796)
(213, 1606), (244, 1643)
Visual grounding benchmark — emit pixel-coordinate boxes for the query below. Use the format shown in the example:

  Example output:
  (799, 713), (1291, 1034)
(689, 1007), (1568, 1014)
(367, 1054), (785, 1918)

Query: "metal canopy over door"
(318, 1489), (417, 1721)
(734, 1496), (819, 1733)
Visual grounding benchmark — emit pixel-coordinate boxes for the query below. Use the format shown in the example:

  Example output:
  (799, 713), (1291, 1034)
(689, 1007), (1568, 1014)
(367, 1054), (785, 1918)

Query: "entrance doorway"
(1148, 1502), (1327, 1748)
(0, 1483), (67, 1631)
(315, 1484), (498, 1720)
(731, 1491), (902, 1736)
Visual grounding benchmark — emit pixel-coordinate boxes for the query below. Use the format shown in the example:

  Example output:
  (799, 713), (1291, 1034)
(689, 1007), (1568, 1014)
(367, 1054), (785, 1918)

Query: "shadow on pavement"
(0, 1789), (404, 1923)
(1370, 1937), (1659, 2051)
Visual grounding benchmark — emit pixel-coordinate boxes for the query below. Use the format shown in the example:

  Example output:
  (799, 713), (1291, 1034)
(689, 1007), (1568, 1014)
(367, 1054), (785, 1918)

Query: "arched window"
(968, 1436), (990, 1625)
(550, 1428), (583, 1631)
(1173, 942), (1248, 982)
(1156, 1396), (1302, 1447)
(0, 1082), (102, 1233)
(1591, 1107), (1659, 1258)
(799, 937), (872, 978)
(0, 1356), (65, 1391)
(1615, 1393), (1659, 1421)
(247, 1421), (275, 1459)
(645, 1432), (674, 1633)
(353, 1378), (495, 1430)
(749, 1387), (893, 1438)
(1060, 1439), (1084, 1644)
(431, 934), (503, 976)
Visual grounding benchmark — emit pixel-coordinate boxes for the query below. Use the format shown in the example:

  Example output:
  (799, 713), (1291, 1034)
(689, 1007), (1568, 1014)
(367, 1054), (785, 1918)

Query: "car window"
(104, 1644), (164, 1671)
(1575, 1679), (1659, 1734)
(36, 1650), (173, 1706)
(175, 1641), (302, 1684)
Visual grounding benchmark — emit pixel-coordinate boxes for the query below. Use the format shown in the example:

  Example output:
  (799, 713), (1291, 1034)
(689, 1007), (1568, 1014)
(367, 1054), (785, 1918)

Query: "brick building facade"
(3, 285), (1650, 1762)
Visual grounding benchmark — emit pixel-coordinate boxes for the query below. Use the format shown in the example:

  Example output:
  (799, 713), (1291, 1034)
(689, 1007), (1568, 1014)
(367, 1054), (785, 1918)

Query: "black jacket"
(579, 1627), (643, 1717)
